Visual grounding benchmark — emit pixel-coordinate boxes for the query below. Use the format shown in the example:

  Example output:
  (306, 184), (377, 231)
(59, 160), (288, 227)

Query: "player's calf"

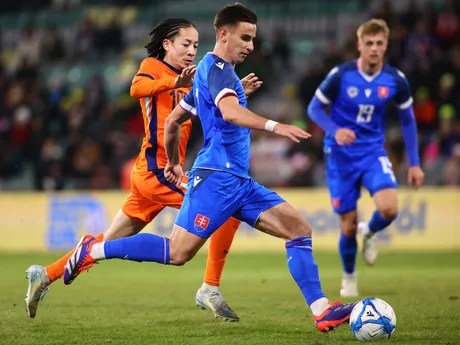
(169, 250), (195, 266)
(256, 203), (358, 332)
(169, 225), (207, 265)
(255, 202), (312, 240)
(339, 210), (358, 237)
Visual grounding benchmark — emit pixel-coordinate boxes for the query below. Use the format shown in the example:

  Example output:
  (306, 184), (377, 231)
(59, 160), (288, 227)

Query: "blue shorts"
(326, 149), (397, 214)
(175, 169), (285, 238)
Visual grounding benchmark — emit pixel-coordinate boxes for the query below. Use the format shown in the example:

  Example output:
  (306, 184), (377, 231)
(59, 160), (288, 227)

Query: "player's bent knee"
(339, 212), (358, 236)
(169, 245), (197, 266)
(341, 224), (357, 237)
(169, 251), (195, 266)
(285, 218), (312, 240)
(170, 257), (187, 266)
(168, 225), (207, 266)
(379, 205), (398, 220)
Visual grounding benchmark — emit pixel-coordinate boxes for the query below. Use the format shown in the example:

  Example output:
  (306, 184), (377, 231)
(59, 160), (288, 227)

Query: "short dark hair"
(145, 18), (196, 59)
(213, 3), (257, 30)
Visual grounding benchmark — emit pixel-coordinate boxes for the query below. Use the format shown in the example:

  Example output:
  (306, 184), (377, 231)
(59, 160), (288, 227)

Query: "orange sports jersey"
(130, 57), (192, 172)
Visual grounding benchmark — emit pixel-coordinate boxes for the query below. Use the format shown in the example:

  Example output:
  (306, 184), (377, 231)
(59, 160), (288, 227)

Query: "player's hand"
(273, 124), (311, 143)
(407, 166), (424, 190)
(174, 65), (196, 88)
(241, 73), (263, 97)
(335, 128), (356, 146)
(164, 163), (184, 187)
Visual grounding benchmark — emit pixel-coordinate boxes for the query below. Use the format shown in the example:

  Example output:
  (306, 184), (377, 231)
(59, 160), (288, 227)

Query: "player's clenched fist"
(165, 163), (184, 187)
(273, 124), (311, 143)
(335, 128), (356, 146)
(174, 65), (197, 88)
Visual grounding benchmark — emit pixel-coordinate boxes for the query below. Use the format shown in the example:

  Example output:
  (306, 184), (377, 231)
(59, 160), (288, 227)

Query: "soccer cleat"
(63, 235), (98, 285)
(314, 301), (357, 333)
(195, 286), (240, 322)
(25, 265), (51, 318)
(359, 222), (378, 266)
(340, 273), (359, 298)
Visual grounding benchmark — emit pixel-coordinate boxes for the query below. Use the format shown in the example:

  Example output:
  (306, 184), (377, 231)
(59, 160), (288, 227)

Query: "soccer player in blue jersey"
(64, 3), (357, 332)
(307, 19), (425, 297)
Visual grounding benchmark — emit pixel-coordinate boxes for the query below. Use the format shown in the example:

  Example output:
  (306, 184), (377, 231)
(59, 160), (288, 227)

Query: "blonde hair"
(357, 19), (390, 40)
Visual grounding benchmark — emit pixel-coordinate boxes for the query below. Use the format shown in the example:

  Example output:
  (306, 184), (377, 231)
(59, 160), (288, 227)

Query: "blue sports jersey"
(179, 53), (250, 178)
(315, 59), (413, 154)
(175, 53), (285, 238)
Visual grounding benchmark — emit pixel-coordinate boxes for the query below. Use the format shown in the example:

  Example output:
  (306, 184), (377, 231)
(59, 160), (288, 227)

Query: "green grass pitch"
(0, 251), (459, 345)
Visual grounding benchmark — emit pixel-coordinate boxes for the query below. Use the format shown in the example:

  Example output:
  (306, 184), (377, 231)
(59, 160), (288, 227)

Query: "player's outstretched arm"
(219, 96), (310, 143)
(397, 106), (424, 189)
(164, 105), (193, 186)
(131, 75), (177, 99)
(130, 60), (196, 99)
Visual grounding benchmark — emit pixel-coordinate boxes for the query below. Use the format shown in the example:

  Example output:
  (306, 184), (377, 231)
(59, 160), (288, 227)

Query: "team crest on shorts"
(194, 214), (210, 232)
(332, 198), (341, 209)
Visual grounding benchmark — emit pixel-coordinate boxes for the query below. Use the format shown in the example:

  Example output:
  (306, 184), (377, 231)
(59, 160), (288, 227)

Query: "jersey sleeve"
(130, 59), (177, 99)
(179, 89), (197, 116)
(394, 69), (413, 110)
(207, 62), (238, 106)
(315, 66), (341, 105)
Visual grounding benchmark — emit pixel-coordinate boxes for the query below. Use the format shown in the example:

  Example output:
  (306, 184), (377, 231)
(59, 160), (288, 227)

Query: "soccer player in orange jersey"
(25, 18), (262, 321)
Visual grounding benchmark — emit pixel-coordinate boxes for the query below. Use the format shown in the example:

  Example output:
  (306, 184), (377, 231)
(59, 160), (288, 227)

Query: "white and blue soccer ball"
(350, 298), (396, 342)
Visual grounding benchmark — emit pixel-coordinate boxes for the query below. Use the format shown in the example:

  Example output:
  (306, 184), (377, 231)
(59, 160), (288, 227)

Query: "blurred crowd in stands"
(0, 0), (459, 191)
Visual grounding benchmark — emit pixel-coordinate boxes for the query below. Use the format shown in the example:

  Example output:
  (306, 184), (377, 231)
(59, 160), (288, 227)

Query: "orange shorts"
(122, 169), (188, 223)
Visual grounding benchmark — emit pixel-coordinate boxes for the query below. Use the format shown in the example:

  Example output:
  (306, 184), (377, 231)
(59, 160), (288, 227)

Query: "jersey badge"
(378, 86), (389, 98)
(194, 214), (210, 232)
(347, 86), (359, 98)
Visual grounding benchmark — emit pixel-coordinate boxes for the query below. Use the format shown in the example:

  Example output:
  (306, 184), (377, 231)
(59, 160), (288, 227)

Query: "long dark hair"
(145, 18), (196, 59)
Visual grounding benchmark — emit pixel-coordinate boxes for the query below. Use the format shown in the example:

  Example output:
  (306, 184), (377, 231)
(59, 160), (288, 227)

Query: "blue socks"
(104, 233), (170, 264)
(339, 233), (357, 274)
(338, 210), (396, 275)
(368, 210), (395, 233)
(285, 237), (326, 306)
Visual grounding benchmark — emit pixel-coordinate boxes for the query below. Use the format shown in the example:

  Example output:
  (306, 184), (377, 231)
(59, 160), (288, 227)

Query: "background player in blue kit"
(64, 3), (358, 333)
(307, 19), (425, 298)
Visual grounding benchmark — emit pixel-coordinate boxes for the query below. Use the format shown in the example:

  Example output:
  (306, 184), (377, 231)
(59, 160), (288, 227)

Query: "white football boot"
(358, 221), (378, 266)
(340, 273), (359, 297)
(195, 283), (240, 322)
(25, 265), (51, 318)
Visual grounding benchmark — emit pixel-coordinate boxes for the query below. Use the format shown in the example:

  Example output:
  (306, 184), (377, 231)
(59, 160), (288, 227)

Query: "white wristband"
(264, 120), (278, 132)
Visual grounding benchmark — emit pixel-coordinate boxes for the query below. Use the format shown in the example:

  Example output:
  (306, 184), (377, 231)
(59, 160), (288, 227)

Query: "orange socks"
(203, 218), (240, 286)
(45, 233), (105, 282)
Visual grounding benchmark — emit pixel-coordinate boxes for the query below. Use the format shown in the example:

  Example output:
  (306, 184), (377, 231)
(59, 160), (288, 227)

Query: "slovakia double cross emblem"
(194, 214), (210, 232)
